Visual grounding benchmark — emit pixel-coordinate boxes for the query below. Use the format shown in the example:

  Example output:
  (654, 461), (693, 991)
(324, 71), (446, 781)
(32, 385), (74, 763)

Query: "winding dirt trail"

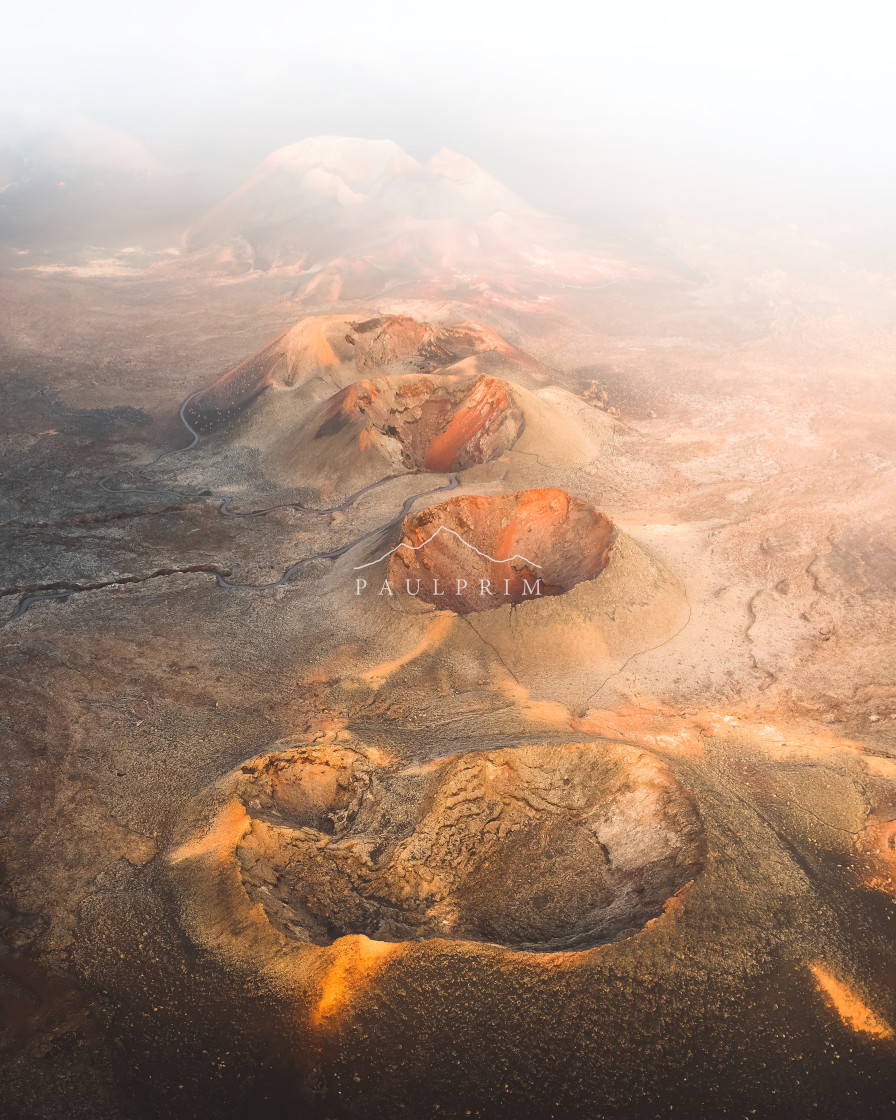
(2, 392), (459, 625)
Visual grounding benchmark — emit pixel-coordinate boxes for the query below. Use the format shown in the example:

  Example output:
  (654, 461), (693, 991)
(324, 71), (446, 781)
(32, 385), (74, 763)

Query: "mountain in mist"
(0, 107), (202, 250)
(0, 106), (161, 188)
(179, 136), (675, 304)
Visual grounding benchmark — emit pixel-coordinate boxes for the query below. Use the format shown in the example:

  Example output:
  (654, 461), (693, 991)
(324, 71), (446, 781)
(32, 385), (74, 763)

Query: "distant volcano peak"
(260, 135), (421, 188)
(177, 135), (676, 302)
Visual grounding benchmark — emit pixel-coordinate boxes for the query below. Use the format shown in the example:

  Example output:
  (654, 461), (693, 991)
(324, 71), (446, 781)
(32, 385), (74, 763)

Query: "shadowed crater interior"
(234, 740), (705, 951)
(315, 372), (524, 471)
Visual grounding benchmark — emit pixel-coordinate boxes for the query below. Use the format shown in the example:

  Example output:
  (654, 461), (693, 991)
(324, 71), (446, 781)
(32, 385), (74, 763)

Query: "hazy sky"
(3, 1), (895, 223)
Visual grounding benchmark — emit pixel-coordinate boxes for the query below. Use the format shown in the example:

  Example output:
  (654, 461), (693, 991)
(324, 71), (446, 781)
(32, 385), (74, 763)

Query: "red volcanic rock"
(183, 313), (536, 434)
(386, 488), (615, 613)
(316, 373), (524, 471)
(344, 315), (519, 373)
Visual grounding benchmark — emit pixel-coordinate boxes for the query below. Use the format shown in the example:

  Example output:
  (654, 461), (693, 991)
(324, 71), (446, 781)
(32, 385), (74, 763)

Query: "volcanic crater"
(233, 741), (706, 951)
(385, 488), (615, 613)
(315, 372), (524, 472)
(181, 313), (528, 434)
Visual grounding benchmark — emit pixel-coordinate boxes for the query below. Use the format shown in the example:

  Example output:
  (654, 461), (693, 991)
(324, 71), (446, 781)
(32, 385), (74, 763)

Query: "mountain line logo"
(354, 525), (543, 601)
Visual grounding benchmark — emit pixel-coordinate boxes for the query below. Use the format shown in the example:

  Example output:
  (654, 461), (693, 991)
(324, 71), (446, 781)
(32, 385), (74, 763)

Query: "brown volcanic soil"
(387, 488), (614, 612)
(230, 739), (704, 950)
(313, 372), (524, 472)
(3, 223), (896, 1120)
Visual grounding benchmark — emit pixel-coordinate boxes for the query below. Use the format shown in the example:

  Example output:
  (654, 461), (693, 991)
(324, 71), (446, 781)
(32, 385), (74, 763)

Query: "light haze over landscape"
(3, 5), (896, 1119)
(3, 0), (895, 229)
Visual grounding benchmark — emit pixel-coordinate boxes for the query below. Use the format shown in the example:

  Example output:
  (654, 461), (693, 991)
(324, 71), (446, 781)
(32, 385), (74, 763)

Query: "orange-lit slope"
(387, 488), (615, 613)
(184, 314), (538, 434)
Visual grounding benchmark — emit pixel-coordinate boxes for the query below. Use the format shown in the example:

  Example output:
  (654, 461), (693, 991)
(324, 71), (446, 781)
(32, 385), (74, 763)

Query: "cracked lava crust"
(233, 740), (706, 952)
